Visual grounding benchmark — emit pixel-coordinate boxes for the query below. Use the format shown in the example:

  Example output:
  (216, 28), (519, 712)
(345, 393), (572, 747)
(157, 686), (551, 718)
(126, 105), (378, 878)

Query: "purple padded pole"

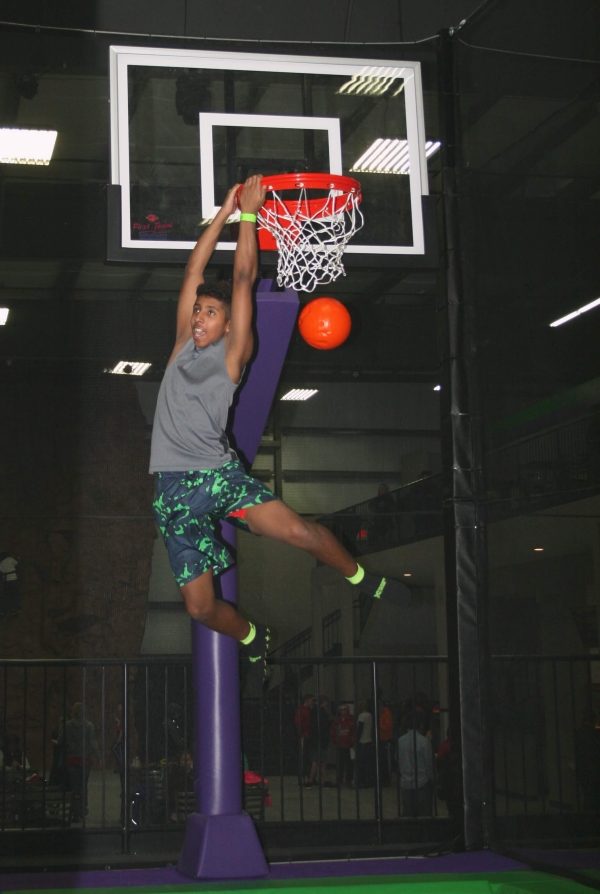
(178, 280), (299, 879)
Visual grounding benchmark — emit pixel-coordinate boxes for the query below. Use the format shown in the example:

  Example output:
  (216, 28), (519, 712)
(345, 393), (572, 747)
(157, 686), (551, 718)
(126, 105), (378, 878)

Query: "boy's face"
(191, 295), (230, 348)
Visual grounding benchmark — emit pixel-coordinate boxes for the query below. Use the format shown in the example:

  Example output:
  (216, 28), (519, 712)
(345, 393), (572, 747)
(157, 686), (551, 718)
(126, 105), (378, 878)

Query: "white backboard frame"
(109, 46), (430, 256)
(199, 112), (343, 221)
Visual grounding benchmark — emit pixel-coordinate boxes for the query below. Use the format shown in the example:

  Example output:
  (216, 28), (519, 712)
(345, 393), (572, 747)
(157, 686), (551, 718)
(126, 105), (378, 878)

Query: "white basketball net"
(258, 185), (364, 293)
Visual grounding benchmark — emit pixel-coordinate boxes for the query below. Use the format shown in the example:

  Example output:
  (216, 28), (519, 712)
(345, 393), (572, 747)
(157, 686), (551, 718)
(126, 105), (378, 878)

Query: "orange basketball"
(298, 298), (352, 350)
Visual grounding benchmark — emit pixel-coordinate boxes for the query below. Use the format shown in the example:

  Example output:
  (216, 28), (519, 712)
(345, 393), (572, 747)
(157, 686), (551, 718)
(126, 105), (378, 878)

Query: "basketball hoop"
(237, 173), (363, 293)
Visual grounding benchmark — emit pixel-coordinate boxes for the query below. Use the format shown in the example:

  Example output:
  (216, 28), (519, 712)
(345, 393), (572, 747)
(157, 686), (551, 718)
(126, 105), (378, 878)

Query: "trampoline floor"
(1, 850), (600, 894)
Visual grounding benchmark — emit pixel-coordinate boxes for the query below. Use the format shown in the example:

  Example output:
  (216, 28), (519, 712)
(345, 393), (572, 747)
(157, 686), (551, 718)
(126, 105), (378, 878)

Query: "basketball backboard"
(108, 46), (438, 266)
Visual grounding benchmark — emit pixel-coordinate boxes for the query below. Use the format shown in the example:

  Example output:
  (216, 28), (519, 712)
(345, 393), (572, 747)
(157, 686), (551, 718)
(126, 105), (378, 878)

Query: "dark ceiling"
(0, 2), (599, 408)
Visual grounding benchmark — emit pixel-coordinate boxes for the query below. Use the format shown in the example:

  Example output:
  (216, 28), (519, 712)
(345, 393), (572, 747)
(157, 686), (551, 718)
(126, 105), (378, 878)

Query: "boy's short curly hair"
(195, 281), (233, 317)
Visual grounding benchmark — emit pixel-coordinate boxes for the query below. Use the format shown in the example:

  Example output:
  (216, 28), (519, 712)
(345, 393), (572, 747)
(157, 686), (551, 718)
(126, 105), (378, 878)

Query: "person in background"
(331, 703), (355, 787)
(49, 717), (67, 787)
(60, 702), (100, 822)
(379, 700), (394, 786)
(355, 700), (375, 788)
(294, 693), (314, 786)
(166, 702), (187, 756)
(398, 713), (433, 817)
(307, 694), (332, 788)
(436, 724), (460, 818)
(169, 750), (194, 821)
(111, 704), (125, 820)
(0, 551), (21, 617)
(2, 733), (30, 770)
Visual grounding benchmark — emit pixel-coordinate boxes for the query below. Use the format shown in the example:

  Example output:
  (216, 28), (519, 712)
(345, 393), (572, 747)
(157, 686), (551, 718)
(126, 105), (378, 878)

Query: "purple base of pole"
(178, 280), (299, 880)
(177, 812), (268, 879)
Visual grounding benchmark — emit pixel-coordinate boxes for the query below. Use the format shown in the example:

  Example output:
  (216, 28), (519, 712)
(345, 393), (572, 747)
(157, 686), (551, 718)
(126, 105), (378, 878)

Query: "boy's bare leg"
(244, 501), (357, 576)
(179, 502), (359, 634)
(180, 569), (251, 640)
(244, 500), (412, 607)
(182, 570), (270, 690)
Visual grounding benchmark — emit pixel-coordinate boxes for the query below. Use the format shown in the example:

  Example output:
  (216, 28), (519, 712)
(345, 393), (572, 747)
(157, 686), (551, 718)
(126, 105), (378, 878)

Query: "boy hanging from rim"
(150, 175), (412, 689)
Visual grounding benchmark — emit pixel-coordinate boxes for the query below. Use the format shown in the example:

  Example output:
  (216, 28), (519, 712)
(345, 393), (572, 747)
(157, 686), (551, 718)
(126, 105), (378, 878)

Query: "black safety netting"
(455, 0), (600, 845)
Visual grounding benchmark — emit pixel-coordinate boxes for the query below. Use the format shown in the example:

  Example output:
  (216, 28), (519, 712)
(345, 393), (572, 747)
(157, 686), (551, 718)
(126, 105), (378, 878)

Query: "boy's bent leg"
(244, 500), (412, 608)
(180, 569), (250, 640)
(180, 569), (270, 689)
(244, 500), (357, 576)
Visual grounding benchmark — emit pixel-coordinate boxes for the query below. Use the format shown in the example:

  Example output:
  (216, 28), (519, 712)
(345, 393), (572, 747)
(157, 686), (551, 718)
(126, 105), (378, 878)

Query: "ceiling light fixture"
(534, 547), (544, 552)
(0, 128), (57, 165)
(351, 139), (441, 175)
(338, 67), (406, 97)
(106, 361), (152, 376)
(549, 296), (600, 328)
(280, 388), (318, 401)
(433, 385), (441, 391)
(0, 308), (9, 325)
(403, 573), (412, 577)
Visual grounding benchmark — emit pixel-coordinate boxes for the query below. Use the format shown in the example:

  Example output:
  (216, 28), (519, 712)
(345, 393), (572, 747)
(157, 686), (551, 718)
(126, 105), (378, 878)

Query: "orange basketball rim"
(236, 173), (363, 293)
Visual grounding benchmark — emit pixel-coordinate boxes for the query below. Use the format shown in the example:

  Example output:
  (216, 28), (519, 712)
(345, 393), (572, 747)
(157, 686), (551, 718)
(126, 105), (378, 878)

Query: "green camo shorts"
(152, 461), (278, 586)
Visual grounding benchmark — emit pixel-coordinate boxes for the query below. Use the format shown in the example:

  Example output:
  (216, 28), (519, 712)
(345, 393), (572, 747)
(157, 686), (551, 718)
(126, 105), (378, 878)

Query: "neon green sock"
(346, 564), (365, 585)
(241, 622), (256, 646)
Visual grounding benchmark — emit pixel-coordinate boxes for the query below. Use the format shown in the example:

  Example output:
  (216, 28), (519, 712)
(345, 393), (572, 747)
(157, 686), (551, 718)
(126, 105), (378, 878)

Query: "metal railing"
(1, 652), (597, 858)
(256, 654), (449, 839)
(319, 475), (443, 558)
(269, 626), (313, 659)
(0, 658), (192, 854)
(491, 654), (600, 828)
(0, 655), (451, 858)
(322, 609), (341, 656)
(486, 411), (600, 521)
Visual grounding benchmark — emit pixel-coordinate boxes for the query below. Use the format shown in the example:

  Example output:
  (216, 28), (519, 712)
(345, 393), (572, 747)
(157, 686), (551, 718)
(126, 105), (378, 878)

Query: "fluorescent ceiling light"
(433, 385), (441, 391)
(351, 139), (441, 175)
(534, 547), (544, 552)
(0, 128), (57, 165)
(549, 296), (600, 327)
(107, 361), (152, 376)
(338, 68), (405, 97)
(280, 388), (318, 401)
(0, 308), (8, 325)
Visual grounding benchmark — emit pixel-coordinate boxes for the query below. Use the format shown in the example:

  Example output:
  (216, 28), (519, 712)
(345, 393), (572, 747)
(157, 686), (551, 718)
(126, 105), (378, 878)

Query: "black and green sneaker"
(241, 624), (271, 692)
(353, 568), (412, 609)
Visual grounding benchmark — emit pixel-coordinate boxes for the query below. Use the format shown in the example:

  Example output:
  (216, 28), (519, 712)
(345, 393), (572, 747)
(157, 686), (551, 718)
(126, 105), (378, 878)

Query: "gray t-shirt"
(149, 337), (240, 473)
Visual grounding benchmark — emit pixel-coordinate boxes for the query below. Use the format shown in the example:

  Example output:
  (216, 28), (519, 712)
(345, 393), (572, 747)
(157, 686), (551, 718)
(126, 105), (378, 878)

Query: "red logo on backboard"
(132, 212), (174, 239)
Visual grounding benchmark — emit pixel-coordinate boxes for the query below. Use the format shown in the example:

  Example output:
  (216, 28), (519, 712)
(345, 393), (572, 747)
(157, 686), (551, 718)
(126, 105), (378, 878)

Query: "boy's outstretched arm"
(225, 175), (266, 384)
(171, 183), (240, 354)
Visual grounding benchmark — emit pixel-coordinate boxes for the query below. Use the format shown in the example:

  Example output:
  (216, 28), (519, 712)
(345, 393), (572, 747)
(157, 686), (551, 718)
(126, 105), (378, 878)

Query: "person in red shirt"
(294, 694), (315, 786)
(331, 703), (355, 786)
(379, 702), (394, 786)
(436, 725), (460, 817)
